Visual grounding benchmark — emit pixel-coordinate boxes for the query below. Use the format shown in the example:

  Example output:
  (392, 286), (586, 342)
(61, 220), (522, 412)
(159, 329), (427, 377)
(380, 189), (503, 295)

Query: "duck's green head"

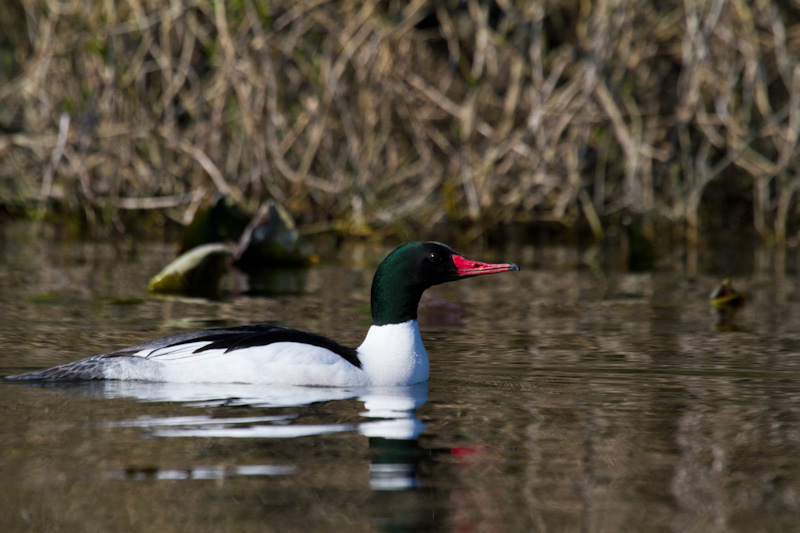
(370, 242), (519, 326)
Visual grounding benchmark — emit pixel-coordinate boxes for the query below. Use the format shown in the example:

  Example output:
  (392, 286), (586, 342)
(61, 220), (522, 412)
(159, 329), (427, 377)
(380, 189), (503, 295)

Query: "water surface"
(2, 224), (800, 532)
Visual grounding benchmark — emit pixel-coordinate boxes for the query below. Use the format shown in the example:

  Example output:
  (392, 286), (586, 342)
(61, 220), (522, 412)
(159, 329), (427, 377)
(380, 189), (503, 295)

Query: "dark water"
(3, 223), (800, 532)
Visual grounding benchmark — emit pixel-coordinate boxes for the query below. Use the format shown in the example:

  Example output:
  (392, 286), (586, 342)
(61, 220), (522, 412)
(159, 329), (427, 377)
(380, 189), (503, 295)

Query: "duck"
(709, 278), (746, 308)
(6, 242), (519, 386)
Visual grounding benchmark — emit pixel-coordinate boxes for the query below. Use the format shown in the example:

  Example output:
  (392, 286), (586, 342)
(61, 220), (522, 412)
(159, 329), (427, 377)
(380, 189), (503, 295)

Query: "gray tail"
(5, 357), (108, 381)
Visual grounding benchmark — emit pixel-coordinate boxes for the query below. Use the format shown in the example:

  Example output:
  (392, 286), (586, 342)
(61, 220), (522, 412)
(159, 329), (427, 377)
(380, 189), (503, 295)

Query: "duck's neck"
(370, 269), (425, 326)
(357, 320), (429, 386)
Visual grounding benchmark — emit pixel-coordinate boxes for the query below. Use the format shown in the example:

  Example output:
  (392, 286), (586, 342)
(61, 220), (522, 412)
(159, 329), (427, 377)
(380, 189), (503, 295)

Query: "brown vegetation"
(1, 0), (800, 243)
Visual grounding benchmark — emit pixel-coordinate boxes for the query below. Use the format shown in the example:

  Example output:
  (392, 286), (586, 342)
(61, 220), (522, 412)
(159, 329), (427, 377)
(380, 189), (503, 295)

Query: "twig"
(114, 191), (204, 210)
(39, 112), (70, 208)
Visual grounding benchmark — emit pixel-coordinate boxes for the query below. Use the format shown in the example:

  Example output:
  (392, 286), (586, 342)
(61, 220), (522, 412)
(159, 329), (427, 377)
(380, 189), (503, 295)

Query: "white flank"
(98, 320), (430, 386)
(121, 343), (369, 386)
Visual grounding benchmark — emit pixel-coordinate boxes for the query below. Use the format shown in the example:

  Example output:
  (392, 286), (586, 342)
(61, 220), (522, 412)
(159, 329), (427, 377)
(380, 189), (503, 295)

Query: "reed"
(1, 0), (799, 244)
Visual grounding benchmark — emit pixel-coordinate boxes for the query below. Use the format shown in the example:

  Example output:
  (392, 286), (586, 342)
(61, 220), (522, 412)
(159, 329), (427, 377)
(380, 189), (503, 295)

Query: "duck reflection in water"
(90, 380), (430, 492)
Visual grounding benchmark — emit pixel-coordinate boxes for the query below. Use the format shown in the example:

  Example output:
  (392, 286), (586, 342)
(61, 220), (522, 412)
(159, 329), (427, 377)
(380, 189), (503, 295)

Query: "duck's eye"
(428, 252), (441, 264)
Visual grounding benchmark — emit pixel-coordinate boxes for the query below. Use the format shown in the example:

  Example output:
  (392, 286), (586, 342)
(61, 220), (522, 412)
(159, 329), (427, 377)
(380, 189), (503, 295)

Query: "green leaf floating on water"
(148, 243), (235, 296)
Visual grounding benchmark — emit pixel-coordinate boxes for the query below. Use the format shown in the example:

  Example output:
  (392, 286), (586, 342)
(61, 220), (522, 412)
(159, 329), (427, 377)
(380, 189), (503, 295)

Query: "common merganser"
(6, 242), (519, 386)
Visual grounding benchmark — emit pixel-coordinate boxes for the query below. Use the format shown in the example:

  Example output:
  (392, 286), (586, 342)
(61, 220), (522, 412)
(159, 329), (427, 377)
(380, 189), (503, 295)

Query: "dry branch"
(1, 0), (800, 242)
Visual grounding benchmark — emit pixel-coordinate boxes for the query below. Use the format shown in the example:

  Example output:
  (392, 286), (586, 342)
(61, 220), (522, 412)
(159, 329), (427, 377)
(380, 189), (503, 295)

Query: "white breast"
(356, 320), (429, 386)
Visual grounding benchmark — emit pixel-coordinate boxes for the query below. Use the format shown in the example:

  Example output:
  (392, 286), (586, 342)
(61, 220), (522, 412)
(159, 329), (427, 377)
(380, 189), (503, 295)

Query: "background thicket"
(1, 0), (800, 243)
